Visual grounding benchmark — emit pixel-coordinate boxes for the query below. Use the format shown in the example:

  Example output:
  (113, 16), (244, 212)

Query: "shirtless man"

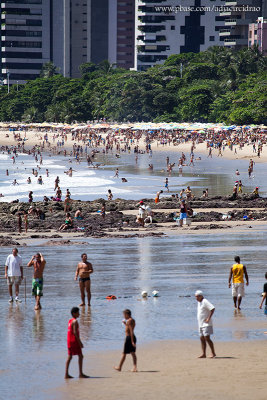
(27, 252), (46, 310)
(75, 253), (93, 306)
(114, 309), (137, 372)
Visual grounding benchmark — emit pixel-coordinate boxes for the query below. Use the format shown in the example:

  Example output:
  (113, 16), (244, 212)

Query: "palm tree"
(40, 62), (59, 78)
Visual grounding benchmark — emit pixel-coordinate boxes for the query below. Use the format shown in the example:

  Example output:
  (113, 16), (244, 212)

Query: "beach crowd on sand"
(3, 246), (267, 378)
(0, 121), (266, 239)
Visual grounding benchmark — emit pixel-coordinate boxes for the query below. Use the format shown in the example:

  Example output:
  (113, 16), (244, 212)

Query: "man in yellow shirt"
(229, 256), (249, 310)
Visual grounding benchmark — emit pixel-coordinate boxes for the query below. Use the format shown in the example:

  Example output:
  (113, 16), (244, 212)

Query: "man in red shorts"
(65, 307), (89, 379)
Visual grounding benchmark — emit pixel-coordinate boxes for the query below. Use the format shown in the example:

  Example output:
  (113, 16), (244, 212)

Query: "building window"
(209, 36), (215, 41)
(171, 26), (175, 30)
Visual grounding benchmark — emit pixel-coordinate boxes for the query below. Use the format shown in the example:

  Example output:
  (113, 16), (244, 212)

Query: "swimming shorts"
(123, 335), (136, 354)
(68, 345), (82, 356)
(32, 278), (43, 297)
(79, 277), (90, 283)
(179, 212), (187, 220)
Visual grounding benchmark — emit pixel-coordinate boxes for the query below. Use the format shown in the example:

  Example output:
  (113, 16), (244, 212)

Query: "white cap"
(195, 290), (203, 297)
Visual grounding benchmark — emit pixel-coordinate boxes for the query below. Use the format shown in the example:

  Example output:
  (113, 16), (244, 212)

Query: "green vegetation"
(0, 46), (266, 124)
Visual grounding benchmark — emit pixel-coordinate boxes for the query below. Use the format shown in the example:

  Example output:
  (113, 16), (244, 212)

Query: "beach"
(1, 125), (267, 400)
(54, 340), (267, 400)
(1, 127), (267, 162)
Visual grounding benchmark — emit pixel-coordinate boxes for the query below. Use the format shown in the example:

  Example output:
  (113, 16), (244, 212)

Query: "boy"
(114, 309), (137, 372)
(65, 307), (89, 379)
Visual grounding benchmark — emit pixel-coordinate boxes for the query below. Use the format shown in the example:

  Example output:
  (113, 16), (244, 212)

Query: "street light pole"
(7, 70), (10, 93)
(17, 80), (18, 91)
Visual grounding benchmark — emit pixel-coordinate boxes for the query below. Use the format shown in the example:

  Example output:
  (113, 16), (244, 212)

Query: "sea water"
(0, 232), (267, 399)
(0, 148), (265, 202)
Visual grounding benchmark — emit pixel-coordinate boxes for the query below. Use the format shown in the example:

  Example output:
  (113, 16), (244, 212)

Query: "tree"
(40, 62), (60, 78)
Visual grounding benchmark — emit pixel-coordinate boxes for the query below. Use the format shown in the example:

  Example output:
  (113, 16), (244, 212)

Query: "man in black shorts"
(75, 253), (93, 306)
(114, 309), (137, 372)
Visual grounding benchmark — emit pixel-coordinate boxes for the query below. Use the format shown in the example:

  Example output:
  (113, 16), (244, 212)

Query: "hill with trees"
(0, 46), (266, 124)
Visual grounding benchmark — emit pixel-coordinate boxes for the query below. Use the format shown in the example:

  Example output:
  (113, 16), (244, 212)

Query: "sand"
(52, 339), (267, 400)
(1, 129), (267, 162)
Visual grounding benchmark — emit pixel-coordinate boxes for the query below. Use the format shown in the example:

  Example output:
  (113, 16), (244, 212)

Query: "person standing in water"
(114, 309), (137, 372)
(5, 248), (23, 304)
(27, 252), (46, 310)
(229, 256), (249, 310)
(75, 254), (93, 306)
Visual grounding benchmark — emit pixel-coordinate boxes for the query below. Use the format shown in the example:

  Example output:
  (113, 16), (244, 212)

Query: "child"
(114, 309), (137, 372)
(165, 178), (169, 192)
(65, 307), (89, 379)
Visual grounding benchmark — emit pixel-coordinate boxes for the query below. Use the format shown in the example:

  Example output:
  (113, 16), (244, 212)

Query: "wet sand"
(54, 340), (267, 400)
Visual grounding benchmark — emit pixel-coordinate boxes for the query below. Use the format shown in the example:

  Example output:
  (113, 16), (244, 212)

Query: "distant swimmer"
(27, 177), (31, 184)
(12, 179), (19, 185)
(114, 309), (137, 372)
(165, 178), (169, 192)
(228, 256), (249, 310)
(114, 168), (119, 178)
(107, 189), (113, 200)
(121, 178), (128, 183)
(54, 176), (60, 190)
(195, 290), (216, 359)
(235, 169), (240, 176)
(37, 176), (43, 185)
(65, 167), (76, 177)
(75, 253), (93, 307)
(65, 307), (89, 379)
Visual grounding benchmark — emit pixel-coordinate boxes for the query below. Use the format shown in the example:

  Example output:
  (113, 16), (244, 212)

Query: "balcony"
(224, 38), (248, 46)
(220, 12), (231, 17)
(225, 1), (252, 5)
(219, 30), (231, 36)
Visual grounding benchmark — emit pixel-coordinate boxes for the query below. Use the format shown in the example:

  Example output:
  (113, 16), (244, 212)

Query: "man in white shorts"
(5, 248), (23, 303)
(229, 256), (249, 310)
(195, 290), (216, 358)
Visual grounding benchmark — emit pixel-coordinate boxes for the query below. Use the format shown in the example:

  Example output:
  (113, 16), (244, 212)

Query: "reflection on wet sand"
(79, 307), (92, 343)
(33, 311), (45, 345)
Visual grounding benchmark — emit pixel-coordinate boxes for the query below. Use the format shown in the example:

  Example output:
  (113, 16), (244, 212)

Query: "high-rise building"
(248, 17), (267, 55)
(0, 0), (135, 85)
(135, 0), (226, 71)
(219, 0), (264, 49)
(116, 0), (135, 69)
(0, 0), (50, 85)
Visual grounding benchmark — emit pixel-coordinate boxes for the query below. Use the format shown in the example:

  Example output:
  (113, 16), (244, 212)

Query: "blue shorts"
(265, 305), (267, 315)
(180, 213), (187, 220)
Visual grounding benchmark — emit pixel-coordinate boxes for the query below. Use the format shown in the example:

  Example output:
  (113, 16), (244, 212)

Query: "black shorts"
(79, 277), (90, 283)
(123, 335), (136, 354)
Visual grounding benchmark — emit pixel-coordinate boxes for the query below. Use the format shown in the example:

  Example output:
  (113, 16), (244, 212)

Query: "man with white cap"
(195, 290), (216, 358)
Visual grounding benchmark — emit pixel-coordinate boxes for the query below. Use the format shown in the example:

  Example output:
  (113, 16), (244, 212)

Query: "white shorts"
(232, 283), (245, 298)
(7, 276), (22, 286)
(199, 326), (213, 337)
